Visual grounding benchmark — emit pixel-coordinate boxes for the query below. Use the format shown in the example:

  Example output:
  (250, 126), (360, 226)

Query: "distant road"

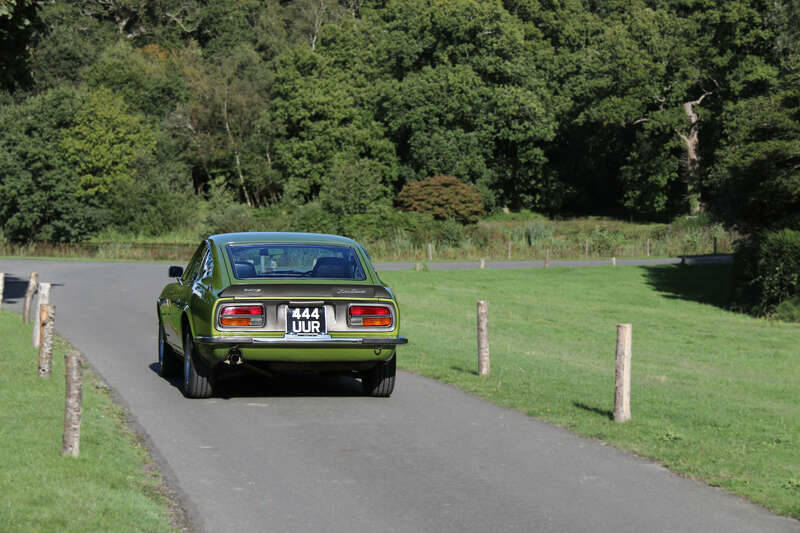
(2, 254), (793, 533)
(374, 254), (733, 271)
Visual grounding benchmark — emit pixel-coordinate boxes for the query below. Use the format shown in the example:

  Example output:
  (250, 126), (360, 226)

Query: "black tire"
(362, 355), (396, 397)
(182, 329), (213, 398)
(157, 320), (180, 378)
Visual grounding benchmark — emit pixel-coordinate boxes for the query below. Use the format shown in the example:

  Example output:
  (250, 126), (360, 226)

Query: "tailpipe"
(224, 347), (245, 366)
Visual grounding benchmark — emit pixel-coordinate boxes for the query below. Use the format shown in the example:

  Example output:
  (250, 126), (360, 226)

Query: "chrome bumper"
(194, 335), (408, 349)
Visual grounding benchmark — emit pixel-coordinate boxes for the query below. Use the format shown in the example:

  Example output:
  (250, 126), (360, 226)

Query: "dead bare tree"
(309, 0), (327, 51)
(674, 89), (714, 213)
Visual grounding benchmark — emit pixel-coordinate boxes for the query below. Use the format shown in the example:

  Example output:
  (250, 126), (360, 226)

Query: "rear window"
(226, 244), (367, 280)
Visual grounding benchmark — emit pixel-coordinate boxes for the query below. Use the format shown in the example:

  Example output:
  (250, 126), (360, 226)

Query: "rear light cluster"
(349, 305), (393, 327)
(219, 304), (265, 328)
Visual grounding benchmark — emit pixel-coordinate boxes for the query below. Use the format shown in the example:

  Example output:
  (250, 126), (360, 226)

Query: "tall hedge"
(735, 228), (800, 315)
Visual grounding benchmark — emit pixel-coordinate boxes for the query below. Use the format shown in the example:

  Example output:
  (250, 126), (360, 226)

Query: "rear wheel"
(362, 355), (395, 397)
(182, 329), (213, 398)
(157, 320), (180, 378)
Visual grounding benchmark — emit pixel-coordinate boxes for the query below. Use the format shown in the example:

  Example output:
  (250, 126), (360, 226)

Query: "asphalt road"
(1, 258), (795, 533)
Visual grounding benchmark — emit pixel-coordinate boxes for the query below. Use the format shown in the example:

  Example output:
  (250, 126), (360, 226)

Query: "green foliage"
(1, 0), (798, 252)
(0, 0), (39, 92)
(774, 295), (800, 322)
(283, 201), (339, 235)
(28, 1), (116, 89)
(319, 156), (392, 217)
(268, 46), (397, 204)
(483, 209), (547, 222)
(374, 0), (559, 210)
(0, 87), (103, 242)
(708, 86), (800, 230)
(588, 227), (626, 255)
(198, 184), (261, 238)
(85, 41), (188, 118)
(61, 86), (156, 201)
(737, 229), (800, 314)
(515, 220), (554, 246)
(112, 132), (195, 236)
(398, 175), (484, 224)
(619, 128), (685, 220)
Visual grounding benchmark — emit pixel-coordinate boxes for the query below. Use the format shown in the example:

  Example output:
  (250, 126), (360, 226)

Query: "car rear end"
(193, 235), (407, 382)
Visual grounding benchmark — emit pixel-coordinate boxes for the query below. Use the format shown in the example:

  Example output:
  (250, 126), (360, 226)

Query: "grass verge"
(0, 311), (179, 533)
(382, 264), (800, 518)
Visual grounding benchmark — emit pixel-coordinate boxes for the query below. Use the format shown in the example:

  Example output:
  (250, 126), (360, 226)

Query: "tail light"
(218, 304), (265, 328)
(349, 305), (393, 327)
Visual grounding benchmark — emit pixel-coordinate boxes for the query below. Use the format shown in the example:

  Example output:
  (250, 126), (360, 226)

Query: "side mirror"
(168, 266), (184, 278)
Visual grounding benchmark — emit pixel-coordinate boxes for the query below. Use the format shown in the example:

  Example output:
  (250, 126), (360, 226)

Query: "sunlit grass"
(0, 312), (176, 533)
(383, 264), (800, 518)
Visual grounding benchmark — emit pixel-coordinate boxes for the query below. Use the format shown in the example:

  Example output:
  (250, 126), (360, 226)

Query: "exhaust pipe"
(224, 347), (244, 366)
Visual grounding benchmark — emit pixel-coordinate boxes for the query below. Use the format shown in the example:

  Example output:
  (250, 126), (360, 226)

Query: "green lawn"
(0, 311), (177, 533)
(382, 264), (800, 518)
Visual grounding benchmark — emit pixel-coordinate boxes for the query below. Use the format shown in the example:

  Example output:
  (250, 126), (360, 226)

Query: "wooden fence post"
(23, 272), (39, 324)
(33, 282), (51, 348)
(0, 272), (4, 310)
(427, 243), (433, 261)
(545, 248), (551, 268)
(480, 258), (486, 269)
(612, 257), (616, 267)
(646, 239), (651, 257)
(585, 239), (590, 257)
(507, 241), (512, 260)
(614, 324), (632, 423)
(62, 350), (82, 457)
(477, 301), (490, 376)
(38, 304), (55, 378)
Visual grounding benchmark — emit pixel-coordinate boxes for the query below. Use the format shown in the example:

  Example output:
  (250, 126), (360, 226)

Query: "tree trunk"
(223, 94), (253, 207)
(676, 92), (712, 214)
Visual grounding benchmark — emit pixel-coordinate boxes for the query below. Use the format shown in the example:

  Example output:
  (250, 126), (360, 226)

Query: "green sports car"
(156, 232), (407, 398)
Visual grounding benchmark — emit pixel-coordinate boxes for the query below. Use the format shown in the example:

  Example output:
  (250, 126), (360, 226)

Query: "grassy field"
(0, 311), (178, 533)
(381, 264), (800, 518)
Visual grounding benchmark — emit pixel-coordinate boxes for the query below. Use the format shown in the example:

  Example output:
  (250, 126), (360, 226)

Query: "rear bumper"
(194, 335), (407, 349)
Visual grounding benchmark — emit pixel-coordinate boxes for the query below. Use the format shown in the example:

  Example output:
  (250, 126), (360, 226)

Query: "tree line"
(0, 0), (797, 247)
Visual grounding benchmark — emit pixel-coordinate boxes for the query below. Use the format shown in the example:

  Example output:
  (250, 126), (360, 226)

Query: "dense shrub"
(0, 87), (105, 243)
(774, 296), (800, 322)
(733, 228), (800, 315)
(398, 175), (484, 224)
(589, 227), (626, 255)
(198, 186), (267, 237)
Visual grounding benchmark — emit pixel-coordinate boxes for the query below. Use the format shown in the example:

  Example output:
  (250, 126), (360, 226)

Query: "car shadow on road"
(0, 275), (31, 304)
(640, 263), (734, 310)
(148, 362), (365, 398)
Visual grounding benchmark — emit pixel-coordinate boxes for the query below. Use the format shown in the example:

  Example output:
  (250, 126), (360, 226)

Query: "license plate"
(286, 306), (326, 336)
